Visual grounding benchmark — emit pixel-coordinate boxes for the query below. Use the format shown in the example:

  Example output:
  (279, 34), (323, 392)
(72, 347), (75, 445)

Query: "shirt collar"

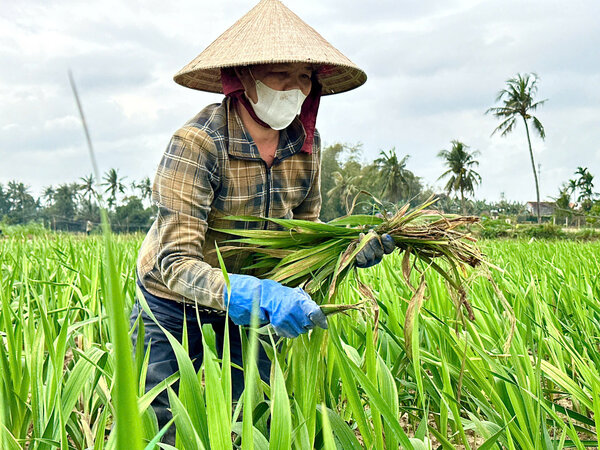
(226, 97), (306, 163)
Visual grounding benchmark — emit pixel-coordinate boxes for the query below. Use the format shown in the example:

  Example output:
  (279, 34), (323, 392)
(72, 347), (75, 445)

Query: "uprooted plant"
(215, 196), (491, 320)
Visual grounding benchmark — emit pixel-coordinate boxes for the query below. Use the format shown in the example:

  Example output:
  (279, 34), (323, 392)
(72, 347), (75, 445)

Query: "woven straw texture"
(174, 0), (366, 95)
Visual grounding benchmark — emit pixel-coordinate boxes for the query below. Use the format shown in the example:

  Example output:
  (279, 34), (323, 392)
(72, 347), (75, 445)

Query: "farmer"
(131, 0), (394, 442)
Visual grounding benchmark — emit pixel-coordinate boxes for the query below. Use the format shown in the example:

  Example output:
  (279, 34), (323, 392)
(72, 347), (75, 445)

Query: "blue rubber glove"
(355, 232), (395, 268)
(223, 274), (328, 338)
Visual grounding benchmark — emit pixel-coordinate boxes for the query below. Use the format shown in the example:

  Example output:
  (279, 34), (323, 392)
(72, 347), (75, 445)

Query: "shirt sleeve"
(292, 130), (322, 222)
(152, 126), (226, 310)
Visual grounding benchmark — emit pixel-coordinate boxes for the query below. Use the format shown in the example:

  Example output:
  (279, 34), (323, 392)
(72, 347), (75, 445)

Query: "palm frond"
(532, 116), (546, 139)
(491, 116), (516, 137)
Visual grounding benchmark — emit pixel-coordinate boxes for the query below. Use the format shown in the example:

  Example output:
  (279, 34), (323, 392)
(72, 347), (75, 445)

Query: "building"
(526, 201), (556, 216)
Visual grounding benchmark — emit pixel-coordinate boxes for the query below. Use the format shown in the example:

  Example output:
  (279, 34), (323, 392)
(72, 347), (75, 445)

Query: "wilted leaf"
(404, 279), (427, 359)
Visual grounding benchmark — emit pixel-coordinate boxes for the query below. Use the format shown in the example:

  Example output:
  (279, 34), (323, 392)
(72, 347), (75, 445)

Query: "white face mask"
(246, 74), (308, 130)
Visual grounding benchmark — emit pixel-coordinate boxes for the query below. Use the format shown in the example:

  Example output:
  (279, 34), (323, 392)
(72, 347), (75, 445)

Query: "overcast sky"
(1, 0), (599, 203)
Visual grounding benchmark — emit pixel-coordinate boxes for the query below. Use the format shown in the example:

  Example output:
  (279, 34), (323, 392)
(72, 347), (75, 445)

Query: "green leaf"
(143, 418), (175, 450)
(329, 323), (413, 449)
(167, 388), (205, 450)
(328, 214), (384, 226)
(315, 405), (362, 450)
(136, 289), (210, 446)
(320, 402), (336, 450)
(269, 343), (292, 450)
(231, 422), (269, 450)
(202, 324), (233, 450)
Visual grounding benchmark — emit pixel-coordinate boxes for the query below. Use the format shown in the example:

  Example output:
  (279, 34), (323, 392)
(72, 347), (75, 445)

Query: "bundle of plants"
(215, 196), (486, 322)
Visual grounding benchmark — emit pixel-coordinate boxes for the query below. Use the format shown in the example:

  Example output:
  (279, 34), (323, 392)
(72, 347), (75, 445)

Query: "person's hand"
(355, 232), (395, 268)
(223, 274), (327, 338)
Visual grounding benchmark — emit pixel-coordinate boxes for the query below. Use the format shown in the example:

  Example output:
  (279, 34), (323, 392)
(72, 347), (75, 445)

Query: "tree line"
(2, 72), (599, 232)
(0, 145), (528, 233)
(0, 169), (155, 232)
(2, 144), (596, 232)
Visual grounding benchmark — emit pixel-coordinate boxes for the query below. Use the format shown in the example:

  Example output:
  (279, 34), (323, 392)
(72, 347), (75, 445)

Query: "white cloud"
(109, 93), (161, 121)
(43, 115), (80, 131)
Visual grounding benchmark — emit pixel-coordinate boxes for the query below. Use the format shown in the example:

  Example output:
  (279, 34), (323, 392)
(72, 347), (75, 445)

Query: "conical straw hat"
(174, 0), (366, 95)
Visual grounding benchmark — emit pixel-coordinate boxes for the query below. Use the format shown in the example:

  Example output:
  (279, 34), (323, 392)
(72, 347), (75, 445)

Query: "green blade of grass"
(136, 289), (210, 445)
(269, 336), (292, 450)
(70, 71), (143, 449)
(320, 401), (336, 450)
(201, 324), (233, 450)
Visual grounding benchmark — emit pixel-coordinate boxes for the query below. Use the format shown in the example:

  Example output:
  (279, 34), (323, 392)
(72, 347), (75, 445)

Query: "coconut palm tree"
(437, 140), (482, 214)
(327, 171), (359, 214)
(575, 167), (594, 198)
(574, 167), (595, 211)
(567, 178), (578, 200)
(42, 185), (56, 207)
(486, 73), (547, 223)
(102, 168), (127, 210)
(374, 148), (412, 204)
(79, 174), (97, 203)
(7, 181), (31, 211)
(132, 176), (153, 207)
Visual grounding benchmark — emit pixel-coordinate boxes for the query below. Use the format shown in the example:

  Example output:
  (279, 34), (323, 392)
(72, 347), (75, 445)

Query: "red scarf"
(220, 68), (321, 154)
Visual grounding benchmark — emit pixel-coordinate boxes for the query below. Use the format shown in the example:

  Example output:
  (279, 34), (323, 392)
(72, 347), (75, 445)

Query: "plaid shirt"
(136, 97), (321, 310)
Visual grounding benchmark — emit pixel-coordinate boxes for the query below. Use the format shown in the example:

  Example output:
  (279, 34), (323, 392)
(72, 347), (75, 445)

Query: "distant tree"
(574, 167), (595, 211)
(354, 162), (385, 211)
(437, 140), (482, 214)
(7, 181), (29, 211)
(114, 196), (153, 232)
(434, 192), (462, 214)
(0, 184), (9, 218)
(320, 144), (345, 206)
(493, 194), (526, 216)
(77, 173), (98, 218)
(403, 172), (423, 205)
(48, 183), (79, 229)
(374, 148), (413, 205)
(132, 176), (153, 207)
(102, 168), (127, 210)
(319, 144), (423, 219)
(553, 184), (573, 223)
(567, 178), (578, 201)
(42, 185), (56, 207)
(327, 171), (359, 214)
(320, 143), (363, 220)
(79, 174), (97, 203)
(486, 73), (547, 223)
(471, 199), (493, 216)
(5, 181), (38, 224)
(75, 199), (101, 224)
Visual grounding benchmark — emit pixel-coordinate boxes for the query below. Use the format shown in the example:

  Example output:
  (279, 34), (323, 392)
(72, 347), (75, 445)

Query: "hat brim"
(174, 60), (366, 96)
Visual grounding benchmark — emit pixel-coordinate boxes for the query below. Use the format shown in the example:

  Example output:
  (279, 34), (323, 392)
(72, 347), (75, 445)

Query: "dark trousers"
(130, 282), (272, 444)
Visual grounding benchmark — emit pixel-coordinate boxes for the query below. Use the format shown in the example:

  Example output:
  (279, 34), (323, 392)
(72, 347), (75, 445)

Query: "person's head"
(174, 0), (366, 150)
(234, 63), (315, 102)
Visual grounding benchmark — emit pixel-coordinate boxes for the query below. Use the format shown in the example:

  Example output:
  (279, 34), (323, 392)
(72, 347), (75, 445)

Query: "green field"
(0, 232), (599, 449)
